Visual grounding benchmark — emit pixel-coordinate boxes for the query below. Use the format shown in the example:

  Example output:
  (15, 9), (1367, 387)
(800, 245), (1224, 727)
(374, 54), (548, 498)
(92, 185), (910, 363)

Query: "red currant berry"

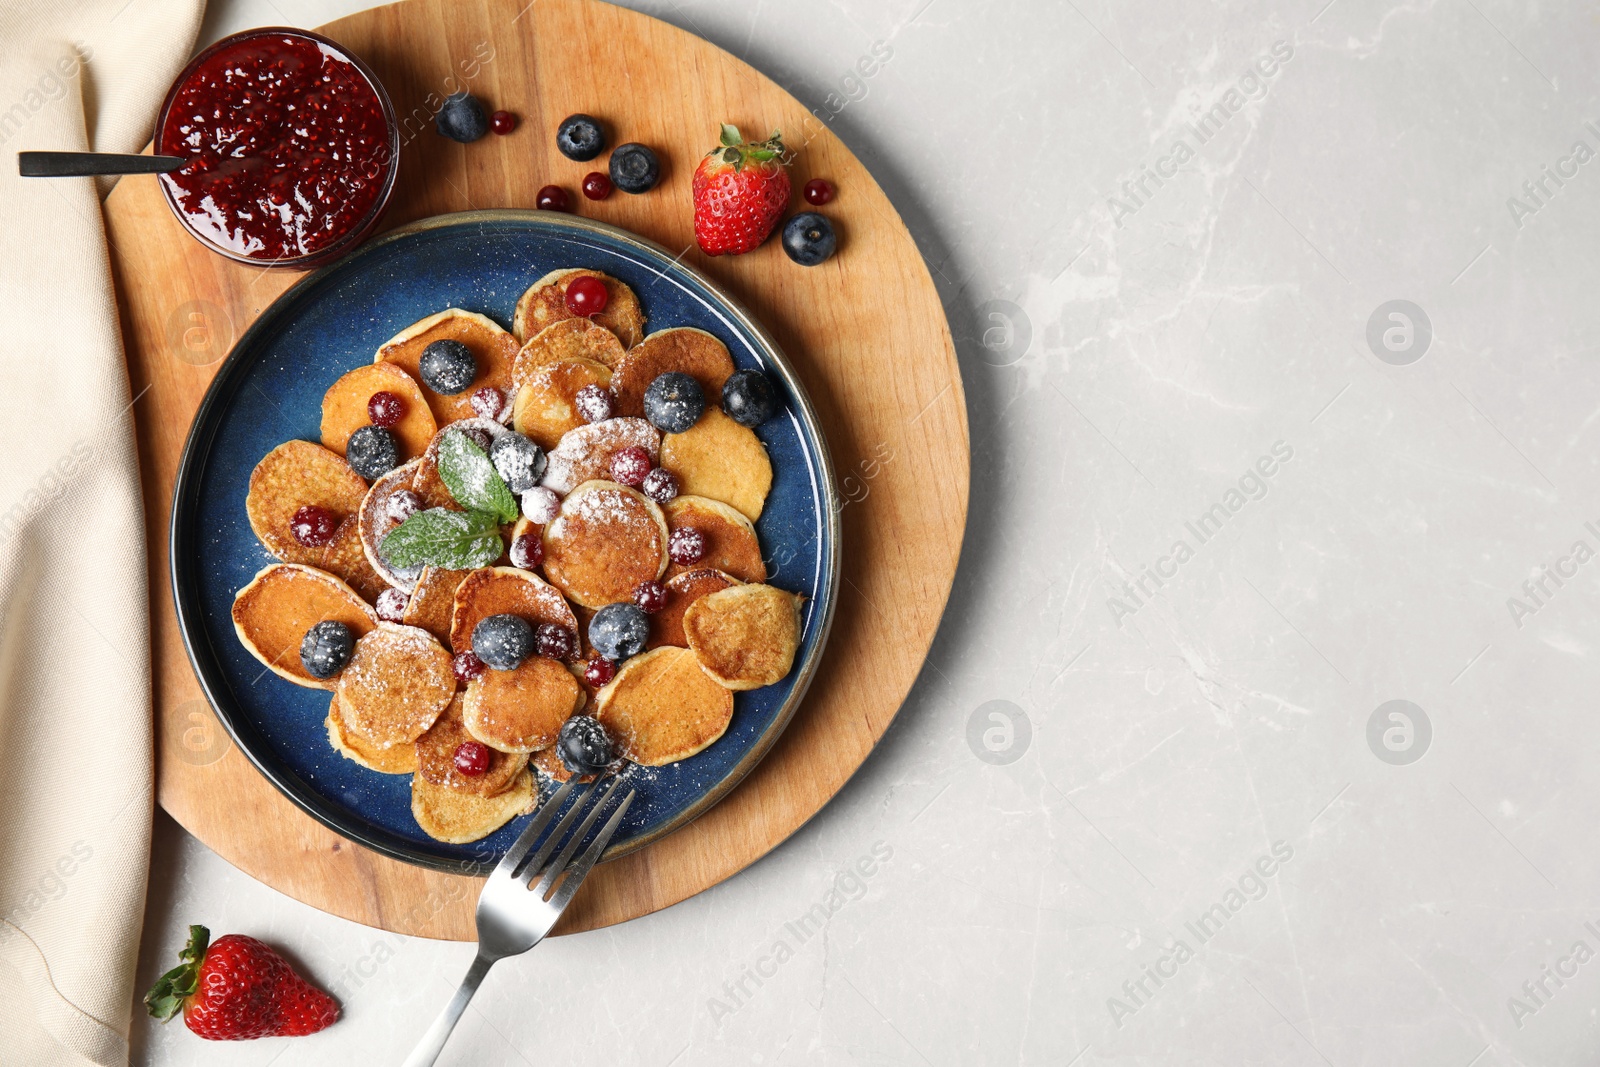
(610, 445), (651, 486)
(582, 171), (612, 200)
(452, 651), (487, 684)
(574, 383), (615, 423)
(385, 488), (423, 525)
(633, 579), (667, 614)
(490, 110), (517, 135)
(367, 390), (404, 427)
(290, 504), (339, 547)
(375, 588), (409, 622)
(461, 427), (493, 452)
(470, 387), (504, 420)
(535, 623), (577, 661)
(583, 656), (616, 688)
(803, 178), (835, 205)
(564, 275), (609, 316)
(668, 526), (706, 565)
(537, 185), (570, 211)
(510, 532), (544, 569)
(522, 486), (561, 524)
(453, 741), (490, 777)
(640, 467), (678, 503)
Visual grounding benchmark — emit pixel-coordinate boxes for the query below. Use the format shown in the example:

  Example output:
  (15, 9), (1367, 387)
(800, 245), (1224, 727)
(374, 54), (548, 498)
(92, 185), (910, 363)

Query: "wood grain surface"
(104, 0), (966, 940)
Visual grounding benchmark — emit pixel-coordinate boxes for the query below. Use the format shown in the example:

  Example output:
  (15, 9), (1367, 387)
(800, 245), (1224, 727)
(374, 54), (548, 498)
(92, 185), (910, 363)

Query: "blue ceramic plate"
(172, 210), (839, 874)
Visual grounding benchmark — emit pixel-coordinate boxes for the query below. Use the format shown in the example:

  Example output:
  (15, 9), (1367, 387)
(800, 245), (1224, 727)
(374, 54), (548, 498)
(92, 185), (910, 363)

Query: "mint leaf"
(380, 508), (503, 570)
(720, 123), (742, 148)
(438, 430), (518, 523)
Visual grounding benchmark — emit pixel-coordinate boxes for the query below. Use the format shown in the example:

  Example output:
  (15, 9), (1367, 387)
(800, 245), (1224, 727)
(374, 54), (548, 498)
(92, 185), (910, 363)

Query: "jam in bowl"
(155, 28), (399, 269)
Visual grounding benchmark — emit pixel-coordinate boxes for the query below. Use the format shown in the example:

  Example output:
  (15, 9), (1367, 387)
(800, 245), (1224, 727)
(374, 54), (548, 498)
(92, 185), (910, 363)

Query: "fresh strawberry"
(144, 925), (339, 1041)
(692, 124), (791, 256)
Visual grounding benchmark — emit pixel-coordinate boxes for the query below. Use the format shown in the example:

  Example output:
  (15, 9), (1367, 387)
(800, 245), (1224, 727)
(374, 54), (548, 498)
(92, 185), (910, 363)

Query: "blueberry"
(556, 715), (615, 775)
(418, 339), (477, 395)
(556, 114), (606, 161)
(588, 602), (648, 662)
(721, 369), (780, 428)
(609, 143), (660, 194)
(488, 431), (546, 493)
(300, 621), (354, 679)
(472, 613), (534, 671)
(781, 212), (837, 266)
(345, 425), (399, 480)
(642, 372), (705, 433)
(436, 92), (489, 143)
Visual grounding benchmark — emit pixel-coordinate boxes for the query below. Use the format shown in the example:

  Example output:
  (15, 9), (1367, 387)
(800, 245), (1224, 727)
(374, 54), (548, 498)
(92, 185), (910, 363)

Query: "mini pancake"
(661, 496), (765, 583)
(449, 567), (578, 655)
(540, 418), (660, 495)
(512, 318), (627, 393)
(684, 584), (802, 691)
(320, 362), (436, 459)
(402, 566), (470, 646)
(611, 328), (735, 418)
(326, 697), (417, 774)
(318, 518), (390, 603)
(375, 309), (520, 426)
(513, 269), (645, 348)
(649, 568), (740, 649)
(463, 655), (584, 752)
(358, 458), (424, 592)
(415, 694), (528, 797)
(233, 564), (377, 689)
(540, 481), (668, 609)
(335, 623), (456, 748)
(659, 407), (772, 522)
(508, 514), (543, 549)
(411, 418), (507, 510)
(412, 767), (534, 844)
(511, 358), (613, 451)
(245, 440), (368, 564)
(593, 646), (733, 766)
(531, 745), (594, 785)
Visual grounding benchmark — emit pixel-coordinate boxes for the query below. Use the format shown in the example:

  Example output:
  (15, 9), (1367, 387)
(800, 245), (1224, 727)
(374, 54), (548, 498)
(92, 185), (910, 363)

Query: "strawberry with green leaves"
(145, 925), (339, 1041)
(692, 124), (792, 256)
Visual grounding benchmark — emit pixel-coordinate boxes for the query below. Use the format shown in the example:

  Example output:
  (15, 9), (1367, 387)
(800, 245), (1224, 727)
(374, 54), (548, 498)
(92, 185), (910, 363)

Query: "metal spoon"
(18, 151), (185, 177)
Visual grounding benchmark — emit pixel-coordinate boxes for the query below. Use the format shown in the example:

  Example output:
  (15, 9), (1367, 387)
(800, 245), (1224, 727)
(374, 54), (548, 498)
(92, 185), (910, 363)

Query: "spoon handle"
(18, 151), (186, 177)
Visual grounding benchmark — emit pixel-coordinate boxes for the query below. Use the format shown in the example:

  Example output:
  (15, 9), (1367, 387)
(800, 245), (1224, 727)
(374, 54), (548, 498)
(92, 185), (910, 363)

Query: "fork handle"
(401, 953), (495, 1067)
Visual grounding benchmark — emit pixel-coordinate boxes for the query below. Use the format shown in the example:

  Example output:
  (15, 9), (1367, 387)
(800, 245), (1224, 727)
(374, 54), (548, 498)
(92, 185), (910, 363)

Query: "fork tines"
(497, 772), (634, 903)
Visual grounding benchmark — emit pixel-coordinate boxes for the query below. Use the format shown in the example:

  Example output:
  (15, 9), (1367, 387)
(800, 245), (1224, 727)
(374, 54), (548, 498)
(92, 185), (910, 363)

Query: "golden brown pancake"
(530, 745), (594, 784)
(511, 358), (613, 451)
(375, 309), (519, 426)
(245, 439), (369, 564)
(683, 584), (802, 691)
(412, 767), (534, 843)
(415, 694), (528, 796)
(357, 458), (424, 592)
(463, 655), (584, 752)
(611, 328), (735, 418)
(540, 418), (660, 495)
(317, 515), (389, 603)
(233, 564), (377, 689)
(449, 567), (578, 655)
(540, 481), (668, 609)
(335, 623), (456, 747)
(326, 697), (417, 773)
(593, 646), (733, 766)
(410, 418), (505, 510)
(649, 569), (739, 649)
(661, 496), (765, 583)
(512, 318), (627, 392)
(659, 408), (772, 522)
(512, 269), (645, 348)
(320, 362), (437, 460)
(401, 566), (470, 646)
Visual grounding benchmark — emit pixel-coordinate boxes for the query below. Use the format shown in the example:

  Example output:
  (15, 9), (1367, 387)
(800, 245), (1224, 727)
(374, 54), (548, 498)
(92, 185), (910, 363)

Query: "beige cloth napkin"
(0, 1), (203, 1063)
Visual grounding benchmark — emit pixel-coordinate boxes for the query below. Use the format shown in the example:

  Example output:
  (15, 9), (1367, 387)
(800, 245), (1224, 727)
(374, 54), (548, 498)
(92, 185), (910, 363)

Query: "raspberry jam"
(156, 29), (397, 266)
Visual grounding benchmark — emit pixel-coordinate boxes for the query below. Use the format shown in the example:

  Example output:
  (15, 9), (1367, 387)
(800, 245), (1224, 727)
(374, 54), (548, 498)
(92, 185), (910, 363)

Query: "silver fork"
(401, 774), (635, 1067)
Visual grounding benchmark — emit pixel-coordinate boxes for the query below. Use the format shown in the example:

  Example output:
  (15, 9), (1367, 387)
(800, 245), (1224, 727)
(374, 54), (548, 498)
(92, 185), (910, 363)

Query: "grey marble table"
(132, 1), (1600, 1064)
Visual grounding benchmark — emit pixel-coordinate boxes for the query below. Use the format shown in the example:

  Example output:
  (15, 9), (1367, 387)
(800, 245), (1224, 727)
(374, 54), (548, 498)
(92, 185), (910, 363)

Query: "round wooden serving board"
(106, 0), (966, 939)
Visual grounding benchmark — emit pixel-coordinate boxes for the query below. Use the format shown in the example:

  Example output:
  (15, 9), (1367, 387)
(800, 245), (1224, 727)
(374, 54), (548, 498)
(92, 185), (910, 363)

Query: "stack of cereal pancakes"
(231, 269), (804, 844)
